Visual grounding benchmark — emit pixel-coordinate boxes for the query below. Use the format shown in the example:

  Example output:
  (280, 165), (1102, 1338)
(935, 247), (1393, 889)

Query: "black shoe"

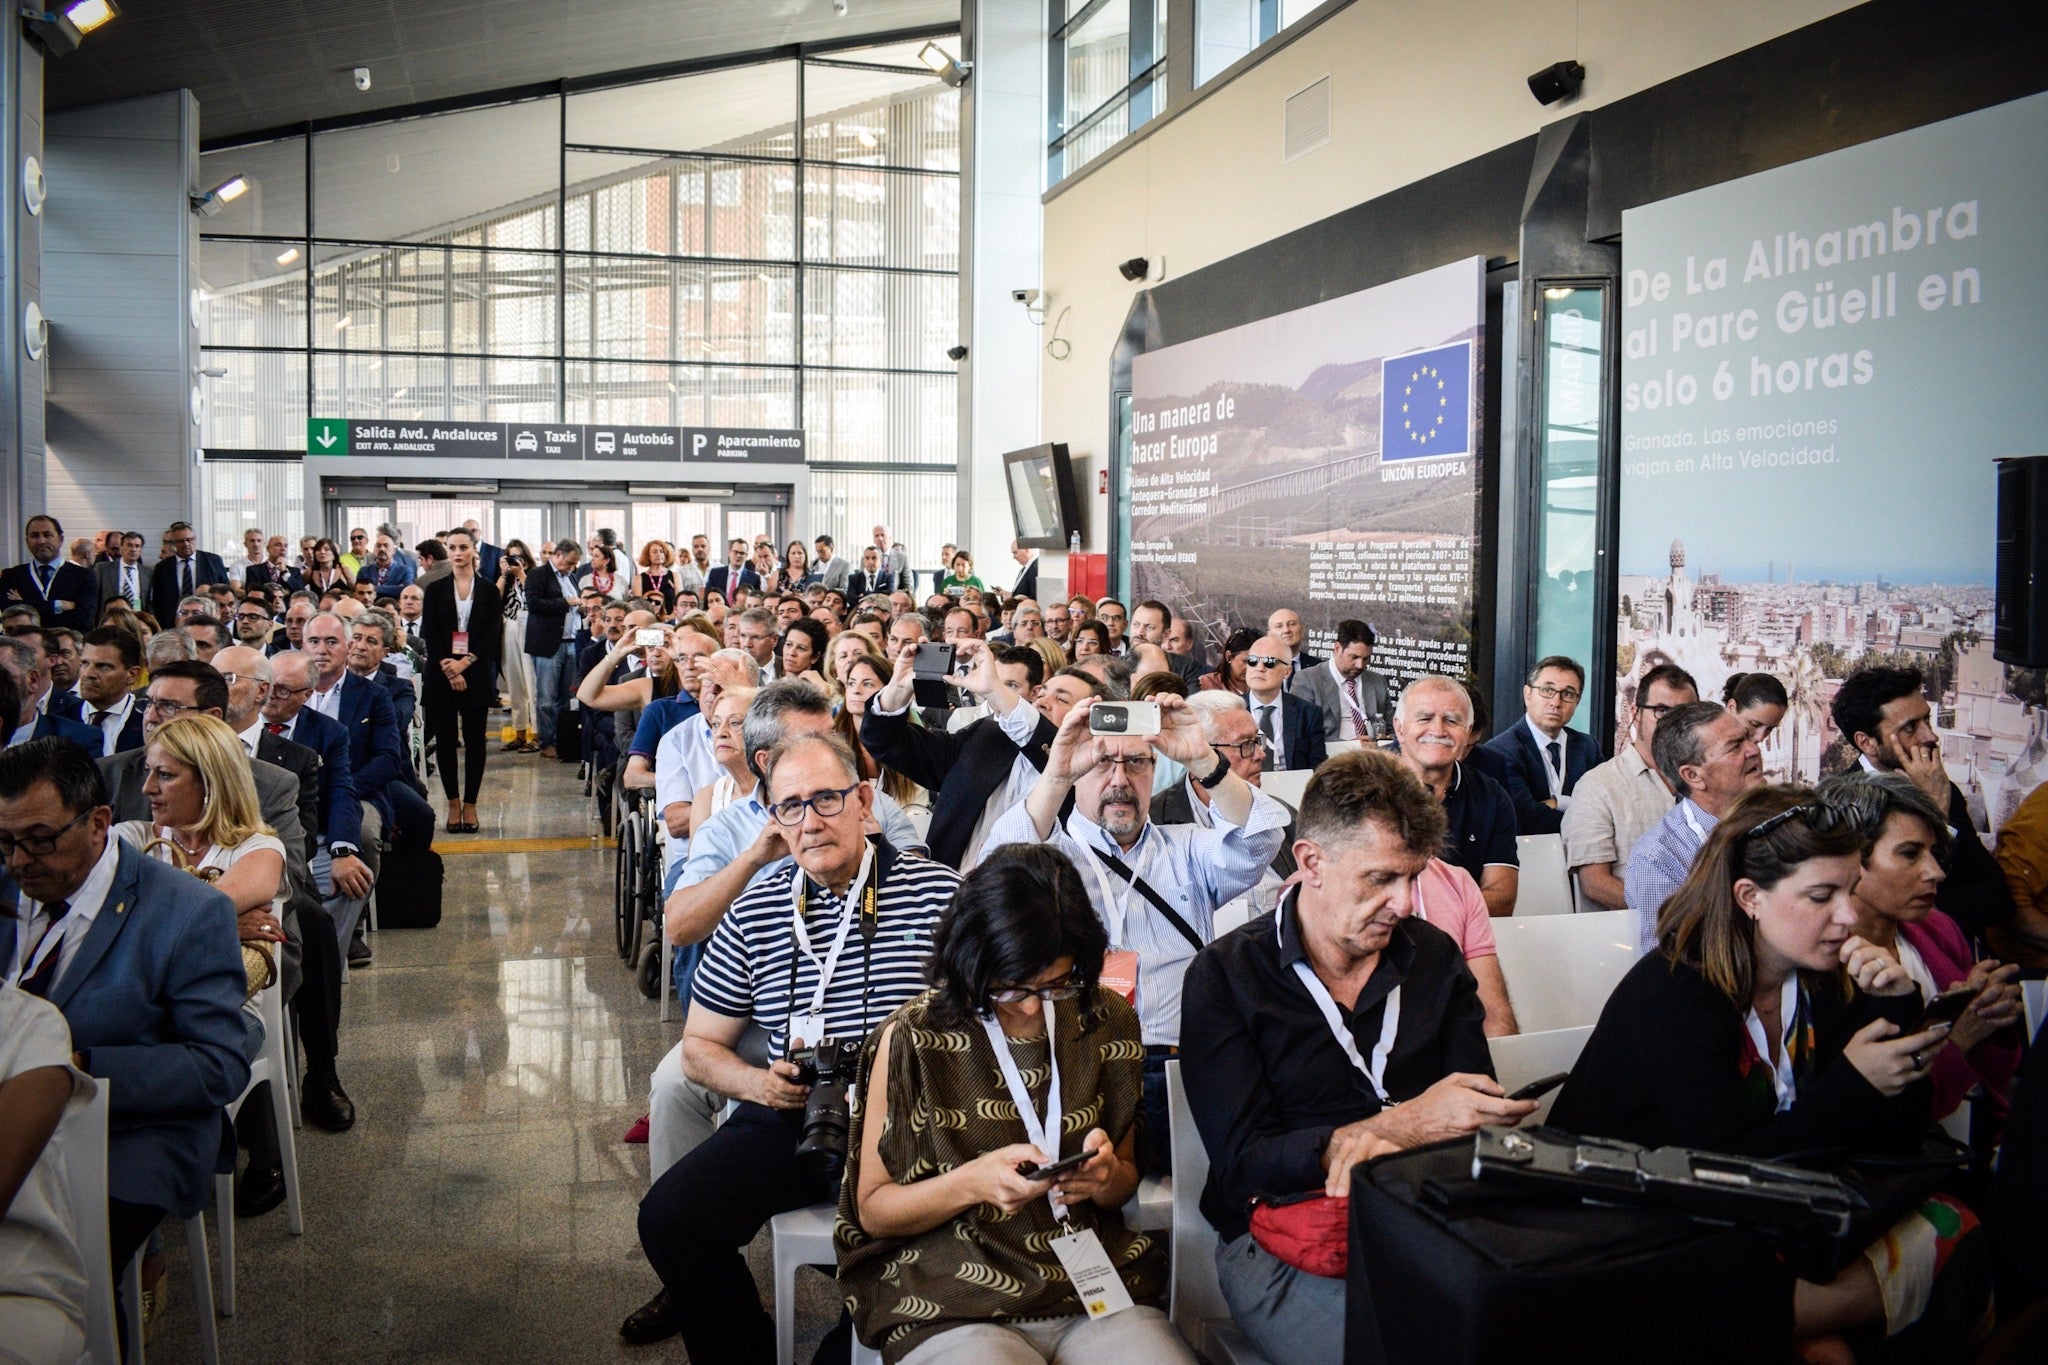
(619, 1289), (683, 1345)
(347, 939), (372, 969)
(301, 1073), (356, 1132)
(234, 1162), (286, 1218)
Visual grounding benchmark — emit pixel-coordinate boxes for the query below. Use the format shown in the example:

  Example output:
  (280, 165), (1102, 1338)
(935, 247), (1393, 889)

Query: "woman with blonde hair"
(116, 713), (286, 931)
(1025, 636), (1068, 679)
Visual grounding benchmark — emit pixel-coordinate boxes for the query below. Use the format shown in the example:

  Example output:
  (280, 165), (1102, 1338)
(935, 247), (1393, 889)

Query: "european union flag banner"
(1379, 340), (1473, 461)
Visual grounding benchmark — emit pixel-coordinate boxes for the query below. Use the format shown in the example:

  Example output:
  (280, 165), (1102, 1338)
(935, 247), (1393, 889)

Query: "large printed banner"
(1129, 256), (1484, 683)
(1618, 91), (2048, 830)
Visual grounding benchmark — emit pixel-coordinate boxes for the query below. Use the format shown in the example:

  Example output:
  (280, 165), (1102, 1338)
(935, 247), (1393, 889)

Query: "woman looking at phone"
(1551, 784), (1984, 1357)
(837, 844), (1190, 1364)
(1820, 770), (2023, 1128)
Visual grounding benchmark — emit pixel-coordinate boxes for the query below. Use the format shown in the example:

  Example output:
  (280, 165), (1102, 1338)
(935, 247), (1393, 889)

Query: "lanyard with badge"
(1281, 900), (1402, 1105)
(452, 579), (475, 656)
(978, 1003), (1135, 1320)
(1071, 825), (1203, 1009)
(785, 843), (876, 1051)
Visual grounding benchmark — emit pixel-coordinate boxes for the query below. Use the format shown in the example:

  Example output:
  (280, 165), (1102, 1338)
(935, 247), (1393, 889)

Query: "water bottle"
(1068, 530), (1081, 555)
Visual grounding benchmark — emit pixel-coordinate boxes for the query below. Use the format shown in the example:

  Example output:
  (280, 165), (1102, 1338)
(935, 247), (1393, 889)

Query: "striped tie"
(20, 900), (73, 998)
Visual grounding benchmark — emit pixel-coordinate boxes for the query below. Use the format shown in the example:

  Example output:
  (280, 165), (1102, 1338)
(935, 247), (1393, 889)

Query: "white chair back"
(2023, 976), (2045, 1045)
(1164, 1061), (1227, 1345)
(1491, 911), (1635, 1033)
(945, 704), (987, 733)
(1486, 1026), (1594, 1125)
(1327, 739), (1364, 756)
(60, 1079), (118, 1365)
(1257, 768), (1311, 813)
(1513, 834), (1574, 916)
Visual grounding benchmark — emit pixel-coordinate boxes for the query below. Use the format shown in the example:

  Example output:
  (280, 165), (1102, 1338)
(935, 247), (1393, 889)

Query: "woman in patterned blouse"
(836, 844), (1193, 1365)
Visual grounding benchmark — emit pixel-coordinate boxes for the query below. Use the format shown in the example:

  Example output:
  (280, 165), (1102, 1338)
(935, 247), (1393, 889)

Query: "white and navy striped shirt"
(692, 838), (958, 1056)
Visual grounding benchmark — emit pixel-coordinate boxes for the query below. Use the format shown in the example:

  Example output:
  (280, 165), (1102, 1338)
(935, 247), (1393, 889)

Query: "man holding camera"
(631, 731), (957, 1357)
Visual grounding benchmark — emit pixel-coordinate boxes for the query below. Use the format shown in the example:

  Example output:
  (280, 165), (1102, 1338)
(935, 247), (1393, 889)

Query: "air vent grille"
(1284, 76), (1332, 163)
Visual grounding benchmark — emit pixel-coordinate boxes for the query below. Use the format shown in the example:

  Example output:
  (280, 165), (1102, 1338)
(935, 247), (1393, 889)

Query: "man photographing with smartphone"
(983, 691), (1289, 1171)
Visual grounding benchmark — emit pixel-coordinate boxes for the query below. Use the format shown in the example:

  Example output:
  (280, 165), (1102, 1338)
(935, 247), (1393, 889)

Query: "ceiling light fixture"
(916, 41), (970, 88)
(276, 247), (301, 266)
(19, 0), (117, 55)
(190, 174), (249, 217)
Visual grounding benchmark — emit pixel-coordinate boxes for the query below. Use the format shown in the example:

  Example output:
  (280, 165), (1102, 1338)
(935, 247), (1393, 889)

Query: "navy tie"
(20, 899), (73, 998)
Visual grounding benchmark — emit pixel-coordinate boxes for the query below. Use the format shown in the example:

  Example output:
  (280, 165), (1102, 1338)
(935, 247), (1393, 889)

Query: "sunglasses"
(1743, 800), (1851, 843)
(1244, 655), (1287, 669)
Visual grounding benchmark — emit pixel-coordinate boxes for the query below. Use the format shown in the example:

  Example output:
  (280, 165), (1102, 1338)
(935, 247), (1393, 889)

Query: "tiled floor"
(144, 746), (844, 1363)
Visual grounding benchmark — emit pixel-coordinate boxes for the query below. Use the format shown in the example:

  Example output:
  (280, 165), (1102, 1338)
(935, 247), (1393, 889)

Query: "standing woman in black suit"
(423, 527), (501, 833)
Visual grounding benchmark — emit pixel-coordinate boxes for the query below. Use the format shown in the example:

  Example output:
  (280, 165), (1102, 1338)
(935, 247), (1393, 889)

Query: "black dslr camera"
(789, 1037), (866, 1183)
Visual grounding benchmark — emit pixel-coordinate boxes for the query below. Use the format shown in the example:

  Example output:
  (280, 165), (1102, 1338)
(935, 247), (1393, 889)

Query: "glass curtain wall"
(1048, 0), (1165, 185)
(1195, 0), (1332, 87)
(196, 38), (961, 561)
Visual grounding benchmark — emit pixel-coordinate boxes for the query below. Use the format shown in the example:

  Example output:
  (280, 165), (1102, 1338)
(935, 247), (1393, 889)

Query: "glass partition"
(1531, 284), (1608, 690)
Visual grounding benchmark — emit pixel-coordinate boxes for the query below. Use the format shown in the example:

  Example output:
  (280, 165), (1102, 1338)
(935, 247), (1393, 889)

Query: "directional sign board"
(307, 419), (801, 465)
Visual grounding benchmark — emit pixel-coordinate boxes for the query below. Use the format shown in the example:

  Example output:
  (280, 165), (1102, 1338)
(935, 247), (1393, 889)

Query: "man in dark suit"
(1483, 655), (1602, 836)
(148, 521), (229, 626)
(0, 738), (256, 1291)
(1007, 540), (1039, 602)
(703, 537), (761, 606)
(524, 540), (584, 757)
(860, 642), (1076, 870)
(1266, 607), (1324, 678)
(844, 545), (895, 602)
(0, 634), (102, 752)
(244, 535), (306, 597)
(1128, 600), (1203, 691)
(93, 530), (149, 615)
(74, 627), (148, 756)
(461, 520), (504, 586)
(1241, 633), (1327, 773)
(344, 611), (433, 851)
(2, 514), (98, 631)
(1289, 618), (1394, 743)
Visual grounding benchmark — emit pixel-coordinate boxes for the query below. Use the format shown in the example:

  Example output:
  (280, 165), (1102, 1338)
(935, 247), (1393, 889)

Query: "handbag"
(1249, 1190), (1351, 1278)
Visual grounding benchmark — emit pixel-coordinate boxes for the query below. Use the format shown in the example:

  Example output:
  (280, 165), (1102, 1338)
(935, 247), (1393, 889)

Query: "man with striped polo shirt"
(630, 730), (957, 1356)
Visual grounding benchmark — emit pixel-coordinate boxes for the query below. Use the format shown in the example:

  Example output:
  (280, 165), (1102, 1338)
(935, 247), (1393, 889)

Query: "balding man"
(1265, 607), (1323, 678)
(1391, 676), (1519, 917)
(1241, 633), (1326, 772)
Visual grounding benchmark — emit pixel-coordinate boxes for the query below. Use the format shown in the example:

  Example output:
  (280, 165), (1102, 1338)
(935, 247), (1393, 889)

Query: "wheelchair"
(611, 785), (667, 988)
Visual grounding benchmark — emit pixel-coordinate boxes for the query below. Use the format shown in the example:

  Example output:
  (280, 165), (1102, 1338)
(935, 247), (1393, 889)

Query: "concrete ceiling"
(45, 0), (961, 142)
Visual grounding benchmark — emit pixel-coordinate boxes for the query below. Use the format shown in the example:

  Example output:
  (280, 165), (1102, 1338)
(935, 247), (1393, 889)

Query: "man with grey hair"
(144, 628), (199, 674)
(0, 635), (99, 749)
(1153, 689), (1295, 930)
(1623, 699), (1765, 953)
(1391, 675), (1519, 917)
(733, 606), (778, 680)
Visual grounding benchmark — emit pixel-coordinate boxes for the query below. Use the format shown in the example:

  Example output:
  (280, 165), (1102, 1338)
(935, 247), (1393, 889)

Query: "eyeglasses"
(1530, 684), (1582, 703)
(1095, 754), (1155, 772)
(0, 808), (93, 859)
(142, 696), (199, 718)
(1244, 655), (1287, 669)
(1638, 702), (1681, 718)
(1213, 737), (1268, 760)
(268, 683), (313, 700)
(987, 973), (1084, 1005)
(768, 782), (861, 826)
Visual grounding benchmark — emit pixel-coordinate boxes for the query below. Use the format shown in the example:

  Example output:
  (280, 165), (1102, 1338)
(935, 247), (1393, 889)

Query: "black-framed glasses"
(1244, 654), (1287, 669)
(1744, 801), (1851, 843)
(142, 696), (199, 718)
(0, 808), (93, 859)
(1530, 684), (1582, 703)
(1214, 737), (1268, 760)
(1638, 702), (1681, 718)
(988, 972), (1084, 1005)
(768, 782), (860, 826)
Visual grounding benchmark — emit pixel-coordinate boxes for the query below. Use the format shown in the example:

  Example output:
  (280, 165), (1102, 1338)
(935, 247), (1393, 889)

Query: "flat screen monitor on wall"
(1004, 442), (1081, 549)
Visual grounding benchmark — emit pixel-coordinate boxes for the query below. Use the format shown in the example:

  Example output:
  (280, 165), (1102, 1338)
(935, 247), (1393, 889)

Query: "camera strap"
(786, 843), (878, 1046)
(979, 1004), (1067, 1223)
(1082, 840), (1205, 953)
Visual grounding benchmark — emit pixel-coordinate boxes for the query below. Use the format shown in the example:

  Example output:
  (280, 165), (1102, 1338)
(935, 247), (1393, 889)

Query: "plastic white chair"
(945, 704), (988, 733)
(1513, 834), (1574, 916)
(1257, 768), (1311, 813)
(1327, 739), (1364, 756)
(2022, 977), (2045, 1045)
(214, 973), (305, 1318)
(1486, 1027), (1594, 1125)
(122, 1214), (218, 1365)
(61, 1080), (118, 1365)
(1164, 1061), (1274, 1365)
(769, 1201), (838, 1365)
(1123, 1174), (1172, 1233)
(1490, 912), (1635, 1033)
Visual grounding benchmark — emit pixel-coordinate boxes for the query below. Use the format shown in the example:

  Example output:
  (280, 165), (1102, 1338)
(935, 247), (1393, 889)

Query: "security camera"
(832, 0), (849, 14)
(945, 344), (968, 362)
(1527, 60), (1583, 106)
(353, 67), (372, 92)
(1011, 288), (1039, 306)
(1118, 257), (1150, 282)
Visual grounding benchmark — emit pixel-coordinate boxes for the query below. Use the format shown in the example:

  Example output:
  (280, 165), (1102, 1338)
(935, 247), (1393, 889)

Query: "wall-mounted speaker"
(1994, 455), (2048, 666)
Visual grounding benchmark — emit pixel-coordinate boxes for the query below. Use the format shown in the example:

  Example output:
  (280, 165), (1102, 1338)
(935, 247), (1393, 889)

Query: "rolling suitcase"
(375, 846), (445, 929)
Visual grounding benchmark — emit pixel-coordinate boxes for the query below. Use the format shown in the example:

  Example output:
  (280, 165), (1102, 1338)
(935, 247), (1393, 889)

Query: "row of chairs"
(58, 958), (307, 1364)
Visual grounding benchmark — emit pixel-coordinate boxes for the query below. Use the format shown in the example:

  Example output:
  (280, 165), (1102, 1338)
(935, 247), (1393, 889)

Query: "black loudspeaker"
(1994, 456), (2048, 667)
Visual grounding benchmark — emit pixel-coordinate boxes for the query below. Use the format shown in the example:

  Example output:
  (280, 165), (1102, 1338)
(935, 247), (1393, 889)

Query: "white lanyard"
(789, 843), (875, 1020)
(1742, 976), (1803, 1113)
(1072, 823), (1137, 948)
(1534, 725), (1565, 797)
(1680, 800), (1709, 843)
(979, 1005), (1067, 1221)
(1281, 907), (1401, 1104)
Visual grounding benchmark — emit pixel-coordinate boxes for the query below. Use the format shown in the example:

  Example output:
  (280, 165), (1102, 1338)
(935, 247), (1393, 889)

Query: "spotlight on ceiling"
(917, 41), (970, 88)
(190, 174), (249, 218)
(1527, 60), (1585, 106)
(19, 0), (119, 56)
(1117, 257), (1150, 282)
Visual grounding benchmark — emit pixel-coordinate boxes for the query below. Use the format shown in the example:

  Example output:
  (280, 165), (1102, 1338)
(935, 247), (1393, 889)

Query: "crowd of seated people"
(11, 509), (2047, 1361)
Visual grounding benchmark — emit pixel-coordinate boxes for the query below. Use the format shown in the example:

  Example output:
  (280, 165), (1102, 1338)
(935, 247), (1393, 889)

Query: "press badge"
(788, 1015), (828, 1052)
(1099, 950), (1139, 1007)
(451, 630), (470, 656)
(1050, 1226), (1134, 1320)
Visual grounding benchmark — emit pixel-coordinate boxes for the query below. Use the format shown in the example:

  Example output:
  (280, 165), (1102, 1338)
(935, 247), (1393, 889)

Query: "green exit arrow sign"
(307, 418), (349, 455)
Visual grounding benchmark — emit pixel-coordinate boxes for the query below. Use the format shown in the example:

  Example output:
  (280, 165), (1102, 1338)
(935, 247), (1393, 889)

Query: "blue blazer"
(283, 705), (364, 851)
(333, 670), (412, 821)
(1483, 721), (1603, 836)
(1, 841), (257, 1217)
(29, 709), (105, 754)
(703, 564), (762, 604)
(0, 559), (99, 630)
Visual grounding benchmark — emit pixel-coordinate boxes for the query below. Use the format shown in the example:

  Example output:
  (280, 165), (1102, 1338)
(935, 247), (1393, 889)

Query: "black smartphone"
(1911, 986), (1976, 1032)
(1507, 1072), (1571, 1103)
(912, 641), (956, 708)
(1017, 1151), (1091, 1182)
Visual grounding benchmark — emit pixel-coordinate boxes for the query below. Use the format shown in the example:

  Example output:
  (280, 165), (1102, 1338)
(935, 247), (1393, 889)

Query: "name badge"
(788, 1014), (829, 1051)
(1050, 1227), (1134, 1320)
(451, 630), (470, 656)
(1099, 950), (1139, 1007)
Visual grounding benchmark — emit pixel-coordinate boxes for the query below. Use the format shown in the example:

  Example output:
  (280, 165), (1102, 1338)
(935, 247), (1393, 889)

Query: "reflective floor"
(146, 746), (844, 1363)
